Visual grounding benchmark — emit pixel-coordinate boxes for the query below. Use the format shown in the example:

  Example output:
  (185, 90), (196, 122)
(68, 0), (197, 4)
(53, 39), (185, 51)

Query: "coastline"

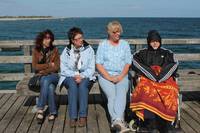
(0, 17), (67, 21)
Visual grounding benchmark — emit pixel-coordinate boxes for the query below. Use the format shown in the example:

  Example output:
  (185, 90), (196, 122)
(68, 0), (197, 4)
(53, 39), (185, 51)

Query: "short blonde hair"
(107, 21), (123, 34)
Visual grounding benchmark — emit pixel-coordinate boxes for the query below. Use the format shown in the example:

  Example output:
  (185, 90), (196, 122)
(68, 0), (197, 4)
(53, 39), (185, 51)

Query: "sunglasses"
(112, 31), (120, 34)
(44, 36), (51, 40)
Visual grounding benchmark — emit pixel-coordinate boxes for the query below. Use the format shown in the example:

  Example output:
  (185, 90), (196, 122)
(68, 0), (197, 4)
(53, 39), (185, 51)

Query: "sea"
(0, 17), (200, 90)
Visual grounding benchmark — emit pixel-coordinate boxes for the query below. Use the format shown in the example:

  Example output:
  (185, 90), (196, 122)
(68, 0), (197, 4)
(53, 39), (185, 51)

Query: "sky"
(0, 0), (200, 17)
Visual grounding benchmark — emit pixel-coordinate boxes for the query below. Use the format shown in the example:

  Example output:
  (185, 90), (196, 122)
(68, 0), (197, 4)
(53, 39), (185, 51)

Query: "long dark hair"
(67, 27), (83, 45)
(35, 29), (55, 51)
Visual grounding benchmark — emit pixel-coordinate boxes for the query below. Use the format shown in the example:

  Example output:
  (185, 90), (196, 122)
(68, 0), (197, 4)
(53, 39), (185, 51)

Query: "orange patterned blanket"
(130, 66), (179, 122)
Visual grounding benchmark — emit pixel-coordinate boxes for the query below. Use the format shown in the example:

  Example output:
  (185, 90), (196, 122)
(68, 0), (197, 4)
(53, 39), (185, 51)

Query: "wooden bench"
(0, 54), (101, 95)
(16, 75), (100, 96)
(177, 69), (200, 93)
(15, 55), (200, 96)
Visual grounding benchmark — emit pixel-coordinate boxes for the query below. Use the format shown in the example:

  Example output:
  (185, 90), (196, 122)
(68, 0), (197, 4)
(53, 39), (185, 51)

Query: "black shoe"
(166, 122), (183, 133)
(137, 127), (150, 133)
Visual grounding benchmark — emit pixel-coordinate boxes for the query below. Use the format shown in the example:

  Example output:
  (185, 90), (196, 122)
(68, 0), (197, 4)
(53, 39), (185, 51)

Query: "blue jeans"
(98, 75), (129, 121)
(37, 73), (59, 115)
(62, 77), (90, 119)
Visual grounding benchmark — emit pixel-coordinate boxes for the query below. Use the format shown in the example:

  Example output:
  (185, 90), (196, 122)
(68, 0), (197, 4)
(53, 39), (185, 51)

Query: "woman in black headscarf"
(130, 30), (179, 132)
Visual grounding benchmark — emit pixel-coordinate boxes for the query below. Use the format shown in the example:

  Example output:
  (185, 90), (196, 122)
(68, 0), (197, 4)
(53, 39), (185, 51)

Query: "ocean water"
(0, 17), (200, 89)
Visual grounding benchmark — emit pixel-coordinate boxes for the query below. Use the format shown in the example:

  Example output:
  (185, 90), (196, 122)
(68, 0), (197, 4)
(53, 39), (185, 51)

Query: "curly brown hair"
(35, 29), (55, 51)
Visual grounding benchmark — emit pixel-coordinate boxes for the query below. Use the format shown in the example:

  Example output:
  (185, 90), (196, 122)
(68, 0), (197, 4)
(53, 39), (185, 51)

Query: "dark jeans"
(63, 77), (90, 119)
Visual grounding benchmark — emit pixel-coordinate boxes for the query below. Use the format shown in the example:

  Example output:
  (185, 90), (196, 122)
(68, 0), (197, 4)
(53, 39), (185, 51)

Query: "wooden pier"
(0, 93), (200, 133)
(0, 39), (200, 132)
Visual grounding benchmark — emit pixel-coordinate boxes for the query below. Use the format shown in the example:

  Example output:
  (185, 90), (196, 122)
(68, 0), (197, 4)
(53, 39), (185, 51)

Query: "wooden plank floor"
(0, 93), (199, 133)
(0, 93), (111, 133)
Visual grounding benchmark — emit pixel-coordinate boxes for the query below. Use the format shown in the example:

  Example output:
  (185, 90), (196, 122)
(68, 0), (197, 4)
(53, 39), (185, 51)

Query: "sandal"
(36, 110), (44, 124)
(48, 114), (56, 121)
(78, 117), (87, 127)
(69, 119), (77, 128)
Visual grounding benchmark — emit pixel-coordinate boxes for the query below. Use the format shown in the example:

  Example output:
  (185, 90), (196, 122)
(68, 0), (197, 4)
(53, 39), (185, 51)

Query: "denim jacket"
(58, 41), (95, 86)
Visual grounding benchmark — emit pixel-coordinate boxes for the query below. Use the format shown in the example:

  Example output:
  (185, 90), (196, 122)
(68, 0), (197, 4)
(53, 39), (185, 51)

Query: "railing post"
(23, 45), (31, 73)
(135, 44), (143, 52)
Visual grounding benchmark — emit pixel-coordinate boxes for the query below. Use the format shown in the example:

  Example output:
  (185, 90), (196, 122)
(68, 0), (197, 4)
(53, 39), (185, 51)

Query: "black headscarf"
(147, 30), (162, 50)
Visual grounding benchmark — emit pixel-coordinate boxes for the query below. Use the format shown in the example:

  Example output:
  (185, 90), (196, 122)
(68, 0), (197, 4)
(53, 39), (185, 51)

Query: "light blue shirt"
(58, 44), (95, 86)
(96, 39), (132, 76)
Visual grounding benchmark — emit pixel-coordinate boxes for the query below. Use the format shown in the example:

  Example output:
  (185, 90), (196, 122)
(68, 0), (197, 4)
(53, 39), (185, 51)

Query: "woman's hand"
(110, 75), (123, 84)
(49, 62), (55, 67)
(110, 76), (118, 83)
(116, 75), (123, 82)
(38, 70), (47, 75)
(111, 63), (130, 83)
(74, 75), (82, 84)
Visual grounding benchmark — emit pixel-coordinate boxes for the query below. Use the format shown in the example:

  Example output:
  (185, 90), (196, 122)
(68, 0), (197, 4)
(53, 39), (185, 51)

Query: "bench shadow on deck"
(0, 92), (200, 133)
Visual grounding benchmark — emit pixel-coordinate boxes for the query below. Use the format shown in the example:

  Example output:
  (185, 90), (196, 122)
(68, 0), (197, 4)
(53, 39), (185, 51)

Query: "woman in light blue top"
(59, 27), (95, 128)
(96, 21), (132, 132)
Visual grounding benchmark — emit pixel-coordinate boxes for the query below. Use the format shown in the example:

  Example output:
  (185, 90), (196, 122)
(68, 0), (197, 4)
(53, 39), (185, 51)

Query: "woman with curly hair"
(32, 29), (60, 123)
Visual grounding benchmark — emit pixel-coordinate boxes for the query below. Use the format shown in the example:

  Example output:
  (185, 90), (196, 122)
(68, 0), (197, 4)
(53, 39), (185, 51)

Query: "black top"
(132, 46), (178, 82)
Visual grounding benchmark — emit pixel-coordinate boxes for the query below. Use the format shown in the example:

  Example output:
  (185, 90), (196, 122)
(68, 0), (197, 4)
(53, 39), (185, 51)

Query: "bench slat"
(0, 73), (33, 81)
(0, 56), (32, 63)
(0, 54), (200, 64)
(1, 39), (200, 47)
(175, 54), (200, 61)
(15, 69), (200, 96)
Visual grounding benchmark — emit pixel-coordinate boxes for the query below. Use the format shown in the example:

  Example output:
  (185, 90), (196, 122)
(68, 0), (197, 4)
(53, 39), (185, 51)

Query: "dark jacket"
(132, 45), (178, 82)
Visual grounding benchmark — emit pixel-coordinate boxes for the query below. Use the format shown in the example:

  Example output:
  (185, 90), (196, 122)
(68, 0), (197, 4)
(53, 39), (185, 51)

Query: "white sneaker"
(120, 121), (131, 133)
(112, 119), (130, 133)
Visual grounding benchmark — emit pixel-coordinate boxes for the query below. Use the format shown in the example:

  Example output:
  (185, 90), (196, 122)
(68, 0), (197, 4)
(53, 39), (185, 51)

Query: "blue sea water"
(1, 18), (200, 40)
(0, 17), (200, 89)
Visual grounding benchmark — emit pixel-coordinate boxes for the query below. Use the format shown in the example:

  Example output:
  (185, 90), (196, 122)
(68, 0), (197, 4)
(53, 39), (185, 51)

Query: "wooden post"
(135, 44), (143, 52)
(23, 45), (31, 73)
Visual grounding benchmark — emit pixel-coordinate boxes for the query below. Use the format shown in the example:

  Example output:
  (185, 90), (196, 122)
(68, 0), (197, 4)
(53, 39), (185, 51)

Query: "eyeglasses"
(112, 31), (120, 34)
(73, 36), (83, 41)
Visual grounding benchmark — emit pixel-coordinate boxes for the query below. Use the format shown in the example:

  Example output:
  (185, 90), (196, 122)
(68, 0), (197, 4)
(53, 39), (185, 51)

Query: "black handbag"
(28, 75), (41, 92)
